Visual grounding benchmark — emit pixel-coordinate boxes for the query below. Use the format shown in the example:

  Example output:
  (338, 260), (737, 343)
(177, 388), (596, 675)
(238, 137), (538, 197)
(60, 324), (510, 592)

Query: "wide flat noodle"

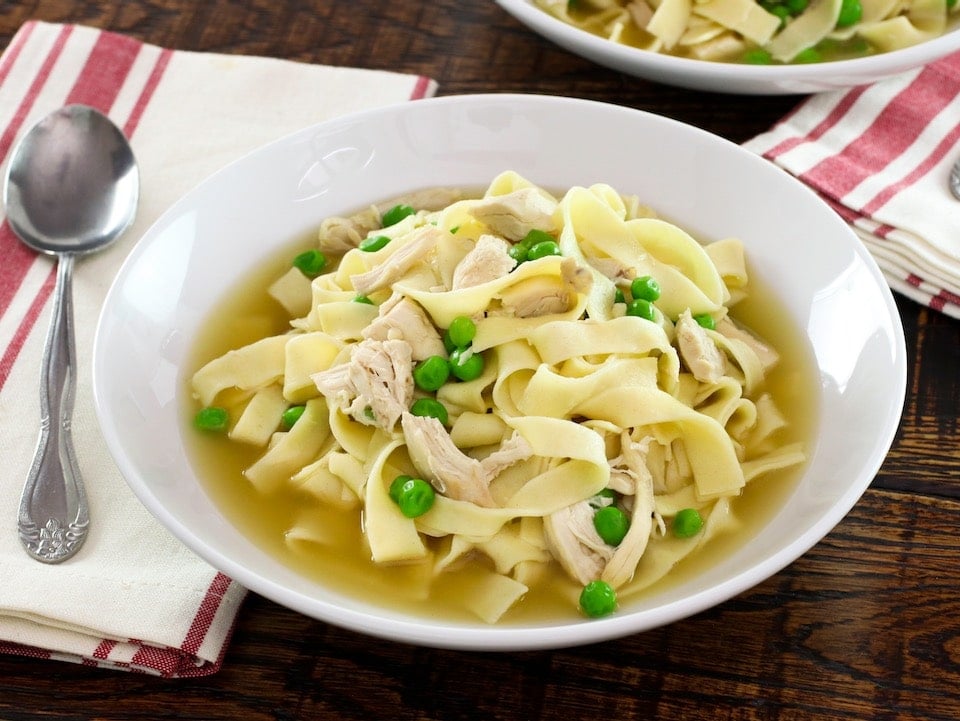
(765, 0), (843, 62)
(190, 171), (808, 626)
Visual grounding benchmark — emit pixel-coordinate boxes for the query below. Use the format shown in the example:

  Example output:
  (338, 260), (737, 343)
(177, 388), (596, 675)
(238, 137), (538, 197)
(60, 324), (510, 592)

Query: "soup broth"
(184, 192), (818, 624)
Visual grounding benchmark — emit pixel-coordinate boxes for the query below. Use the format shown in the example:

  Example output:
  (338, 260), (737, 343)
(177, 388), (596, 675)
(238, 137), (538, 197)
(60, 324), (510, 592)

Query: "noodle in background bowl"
(93, 94), (906, 650)
(495, 0), (960, 94)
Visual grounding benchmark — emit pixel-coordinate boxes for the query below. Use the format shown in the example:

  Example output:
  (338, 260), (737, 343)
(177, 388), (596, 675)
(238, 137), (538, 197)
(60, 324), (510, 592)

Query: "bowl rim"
(495, 0), (960, 91)
(93, 92), (908, 650)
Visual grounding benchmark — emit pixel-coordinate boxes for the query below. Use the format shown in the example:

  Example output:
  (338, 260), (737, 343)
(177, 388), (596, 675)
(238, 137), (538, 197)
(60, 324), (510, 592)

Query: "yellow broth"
(183, 225), (819, 624)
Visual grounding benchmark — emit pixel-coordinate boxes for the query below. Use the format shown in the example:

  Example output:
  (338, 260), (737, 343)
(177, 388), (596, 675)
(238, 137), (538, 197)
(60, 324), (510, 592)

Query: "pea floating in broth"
(185, 172), (815, 624)
(535, 0), (960, 64)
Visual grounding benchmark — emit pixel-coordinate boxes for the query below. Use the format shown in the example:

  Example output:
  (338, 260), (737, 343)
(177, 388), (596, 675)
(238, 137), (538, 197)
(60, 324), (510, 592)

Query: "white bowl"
(496, 0), (960, 94)
(93, 94), (906, 650)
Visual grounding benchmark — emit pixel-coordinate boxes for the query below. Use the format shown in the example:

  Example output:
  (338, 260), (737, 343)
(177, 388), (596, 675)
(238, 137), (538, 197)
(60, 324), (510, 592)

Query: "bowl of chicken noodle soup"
(93, 94), (906, 649)
(496, 0), (960, 93)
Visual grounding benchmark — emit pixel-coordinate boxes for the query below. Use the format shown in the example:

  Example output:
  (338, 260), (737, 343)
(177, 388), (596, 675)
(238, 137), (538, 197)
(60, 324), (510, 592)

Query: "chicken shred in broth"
(188, 172), (809, 623)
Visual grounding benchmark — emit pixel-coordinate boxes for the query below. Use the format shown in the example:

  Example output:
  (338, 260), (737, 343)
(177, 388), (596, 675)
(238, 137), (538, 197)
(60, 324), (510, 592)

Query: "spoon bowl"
(3, 104), (139, 563)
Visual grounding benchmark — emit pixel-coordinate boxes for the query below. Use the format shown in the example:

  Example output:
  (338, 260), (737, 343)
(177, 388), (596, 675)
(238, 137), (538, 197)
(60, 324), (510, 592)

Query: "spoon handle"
(18, 253), (89, 563)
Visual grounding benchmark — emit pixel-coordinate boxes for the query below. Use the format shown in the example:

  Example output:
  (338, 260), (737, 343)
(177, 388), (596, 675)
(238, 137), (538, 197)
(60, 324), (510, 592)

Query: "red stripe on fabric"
(0, 20), (37, 87)
(409, 75), (432, 100)
(124, 47), (173, 137)
(129, 643), (179, 677)
(940, 287), (960, 305)
(92, 639), (117, 659)
(762, 84), (869, 161)
(0, 641), (53, 660)
(874, 223), (895, 238)
(861, 118), (960, 216)
(0, 24), (72, 161)
(906, 274), (923, 287)
(929, 295), (945, 311)
(0, 263), (55, 391)
(181, 573), (234, 656)
(0, 228), (43, 316)
(64, 29), (141, 112)
(0, 25), (72, 318)
(800, 66), (957, 201)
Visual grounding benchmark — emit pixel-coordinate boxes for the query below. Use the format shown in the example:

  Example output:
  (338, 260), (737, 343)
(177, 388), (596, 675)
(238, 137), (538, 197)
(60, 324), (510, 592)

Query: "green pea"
(626, 298), (656, 321)
(630, 275), (661, 302)
(521, 228), (555, 247)
(413, 355), (451, 392)
(442, 330), (458, 355)
(359, 234), (391, 252)
(693, 313), (716, 330)
(526, 240), (562, 260)
(447, 316), (477, 349)
(388, 474), (414, 503)
(949, 0), (957, 9)
(579, 580), (617, 618)
(613, 287), (626, 304)
(836, 0), (862, 26)
(588, 489), (616, 508)
(593, 506), (631, 546)
(785, 0), (808, 13)
(363, 405), (376, 421)
(743, 48), (773, 65)
(281, 405), (305, 430)
(352, 294), (375, 305)
(508, 243), (530, 264)
(509, 229), (554, 264)
(391, 476), (436, 518)
(382, 203), (416, 227)
(673, 508), (704, 538)
(449, 347), (484, 381)
(194, 406), (229, 432)
(770, 4), (791, 20)
(410, 397), (449, 426)
(292, 249), (327, 278)
(794, 47), (822, 63)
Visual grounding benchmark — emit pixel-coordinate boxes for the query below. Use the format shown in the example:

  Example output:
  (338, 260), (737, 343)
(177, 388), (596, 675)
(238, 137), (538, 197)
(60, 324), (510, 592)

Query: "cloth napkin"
(0, 20), (435, 677)
(744, 51), (960, 319)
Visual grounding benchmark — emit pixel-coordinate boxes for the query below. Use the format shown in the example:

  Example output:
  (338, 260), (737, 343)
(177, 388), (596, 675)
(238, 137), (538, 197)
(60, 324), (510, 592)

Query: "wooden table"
(1, 2), (958, 719)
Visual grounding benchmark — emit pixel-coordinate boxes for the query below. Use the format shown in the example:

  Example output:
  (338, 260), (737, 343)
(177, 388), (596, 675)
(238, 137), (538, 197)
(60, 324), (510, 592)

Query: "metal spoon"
(3, 105), (139, 563)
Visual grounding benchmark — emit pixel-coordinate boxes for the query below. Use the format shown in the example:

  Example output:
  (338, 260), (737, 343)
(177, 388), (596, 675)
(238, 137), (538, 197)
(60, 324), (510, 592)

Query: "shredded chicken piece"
(350, 225), (445, 296)
(584, 255), (632, 283)
(400, 412), (532, 508)
(317, 188), (462, 255)
(318, 207), (381, 254)
(676, 309), (726, 384)
(499, 257), (592, 318)
(312, 338), (413, 430)
(602, 434), (656, 588)
(362, 295), (445, 361)
(543, 501), (612, 585)
(452, 234), (517, 289)
(468, 188), (558, 241)
(627, 0), (654, 29)
(715, 316), (779, 372)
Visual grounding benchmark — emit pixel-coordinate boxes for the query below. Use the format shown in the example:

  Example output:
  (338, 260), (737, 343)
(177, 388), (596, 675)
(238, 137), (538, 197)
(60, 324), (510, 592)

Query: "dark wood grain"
(1, 1), (958, 720)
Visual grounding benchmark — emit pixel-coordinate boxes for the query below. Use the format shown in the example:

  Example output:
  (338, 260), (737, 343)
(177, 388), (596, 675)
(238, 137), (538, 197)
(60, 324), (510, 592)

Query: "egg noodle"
(190, 172), (806, 623)
(535, 0), (958, 64)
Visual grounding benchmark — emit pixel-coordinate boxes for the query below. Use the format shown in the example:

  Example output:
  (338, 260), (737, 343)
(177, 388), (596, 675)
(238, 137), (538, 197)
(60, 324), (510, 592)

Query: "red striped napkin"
(0, 20), (435, 677)
(744, 51), (960, 319)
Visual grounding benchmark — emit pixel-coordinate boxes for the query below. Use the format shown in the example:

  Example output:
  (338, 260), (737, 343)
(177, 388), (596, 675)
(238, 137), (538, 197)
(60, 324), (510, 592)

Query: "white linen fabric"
(744, 51), (960, 319)
(0, 20), (436, 677)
